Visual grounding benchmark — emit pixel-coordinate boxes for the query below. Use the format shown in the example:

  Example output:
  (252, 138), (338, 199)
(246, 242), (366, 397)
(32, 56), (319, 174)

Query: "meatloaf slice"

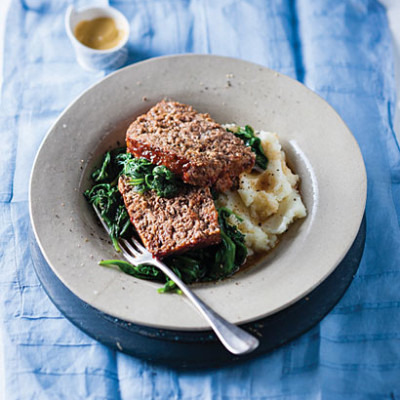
(126, 100), (255, 192)
(118, 176), (221, 258)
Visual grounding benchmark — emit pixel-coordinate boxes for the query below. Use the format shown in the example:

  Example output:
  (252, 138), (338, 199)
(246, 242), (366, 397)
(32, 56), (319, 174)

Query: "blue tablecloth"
(1, 0), (399, 398)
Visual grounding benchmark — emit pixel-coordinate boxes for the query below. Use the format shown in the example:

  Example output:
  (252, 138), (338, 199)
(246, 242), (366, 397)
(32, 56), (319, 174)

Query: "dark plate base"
(30, 217), (366, 369)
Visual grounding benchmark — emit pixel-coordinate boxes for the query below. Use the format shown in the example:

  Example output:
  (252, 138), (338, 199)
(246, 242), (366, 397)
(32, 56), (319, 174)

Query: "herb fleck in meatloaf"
(118, 176), (221, 258)
(126, 100), (255, 192)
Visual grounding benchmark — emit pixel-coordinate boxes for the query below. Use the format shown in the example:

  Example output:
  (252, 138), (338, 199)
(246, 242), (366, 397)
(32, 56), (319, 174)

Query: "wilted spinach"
(228, 125), (268, 170)
(117, 153), (181, 198)
(85, 149), (248, 293)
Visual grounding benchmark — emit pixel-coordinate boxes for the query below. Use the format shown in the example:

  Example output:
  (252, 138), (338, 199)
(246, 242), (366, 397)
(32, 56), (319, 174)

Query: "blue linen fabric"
(0, 0), (399, 398)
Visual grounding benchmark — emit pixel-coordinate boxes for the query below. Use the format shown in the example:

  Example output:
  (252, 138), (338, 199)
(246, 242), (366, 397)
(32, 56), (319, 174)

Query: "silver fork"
(93, 205), (259, 355)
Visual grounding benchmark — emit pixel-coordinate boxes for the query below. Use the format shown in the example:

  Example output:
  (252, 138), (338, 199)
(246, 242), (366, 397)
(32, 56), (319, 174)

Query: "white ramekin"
(65, 5), (129, 71)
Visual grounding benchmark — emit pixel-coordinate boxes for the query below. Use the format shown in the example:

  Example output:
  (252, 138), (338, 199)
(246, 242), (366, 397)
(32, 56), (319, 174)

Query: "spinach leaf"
(91, 151), (111, 182)
(228, 125), (268, 170)
(159, 253), (209, 293)
(205, 207), (247, 280)
(84, 183), (132, 252)
(117, 153), (181, 198)
(99, 259), (164, 281)
(91, 148), (127, 184)
(84, 150), (134, 252)
(151, 165), (181, 198)
(218, 207), (247, 267)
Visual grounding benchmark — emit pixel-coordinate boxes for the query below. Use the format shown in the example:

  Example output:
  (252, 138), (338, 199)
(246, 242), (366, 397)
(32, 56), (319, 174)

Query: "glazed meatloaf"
(126, 100), (255, 192)
(118, 176), (221, 258)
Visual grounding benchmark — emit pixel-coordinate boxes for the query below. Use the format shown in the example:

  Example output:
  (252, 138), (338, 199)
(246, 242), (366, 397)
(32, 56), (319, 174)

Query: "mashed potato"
(217, 125), (307, 255)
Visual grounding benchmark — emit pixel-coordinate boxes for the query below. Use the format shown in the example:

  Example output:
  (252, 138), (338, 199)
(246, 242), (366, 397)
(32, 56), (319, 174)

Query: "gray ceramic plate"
(29, 54), (367, 330)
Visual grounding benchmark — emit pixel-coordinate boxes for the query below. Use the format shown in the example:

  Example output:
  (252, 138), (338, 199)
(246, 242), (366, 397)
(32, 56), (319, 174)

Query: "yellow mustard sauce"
(74, 17), (124, 50)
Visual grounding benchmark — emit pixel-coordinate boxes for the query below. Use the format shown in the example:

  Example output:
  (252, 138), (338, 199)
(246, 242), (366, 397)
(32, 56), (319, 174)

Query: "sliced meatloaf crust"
(126, 100), (255, 192)
(118, 176), (221, 258)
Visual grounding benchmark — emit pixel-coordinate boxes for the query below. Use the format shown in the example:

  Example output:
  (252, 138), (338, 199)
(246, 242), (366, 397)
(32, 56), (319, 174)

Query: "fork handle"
(152, 259), (259, 355)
